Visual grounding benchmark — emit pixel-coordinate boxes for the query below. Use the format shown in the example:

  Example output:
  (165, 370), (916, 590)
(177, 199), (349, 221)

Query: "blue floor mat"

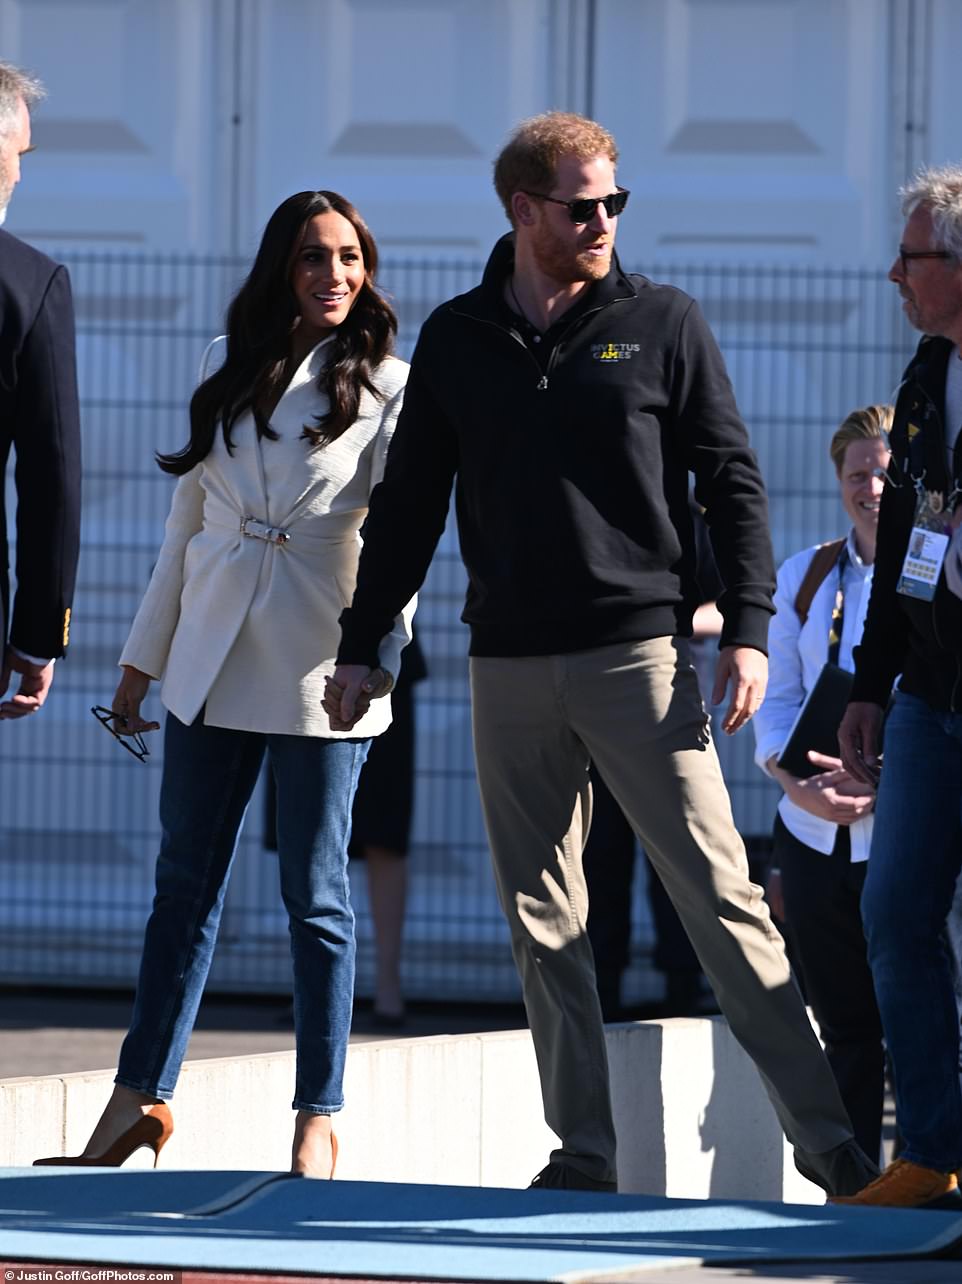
(1, 1169), (960, 1281)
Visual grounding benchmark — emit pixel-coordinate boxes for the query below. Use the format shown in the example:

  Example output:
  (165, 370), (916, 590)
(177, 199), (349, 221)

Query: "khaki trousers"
(470, 637), (855, 1184)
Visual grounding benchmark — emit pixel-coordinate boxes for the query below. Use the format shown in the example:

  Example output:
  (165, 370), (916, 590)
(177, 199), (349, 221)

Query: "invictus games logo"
(592, 342), (640, 361)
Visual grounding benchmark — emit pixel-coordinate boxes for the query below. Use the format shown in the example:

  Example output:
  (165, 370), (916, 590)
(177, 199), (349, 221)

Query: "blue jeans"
(116, 712), (369, 1113)
(861, 691), (962, 1171)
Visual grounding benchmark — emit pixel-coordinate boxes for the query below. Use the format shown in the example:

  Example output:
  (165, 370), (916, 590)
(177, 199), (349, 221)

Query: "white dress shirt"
(753, 529), (874, 862)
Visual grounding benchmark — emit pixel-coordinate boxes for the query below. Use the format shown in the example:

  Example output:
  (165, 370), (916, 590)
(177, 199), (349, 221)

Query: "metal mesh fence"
(0, 254), (916, 1002)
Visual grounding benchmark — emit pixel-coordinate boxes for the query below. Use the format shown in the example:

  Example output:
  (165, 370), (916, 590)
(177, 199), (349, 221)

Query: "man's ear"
(511, 190), (537, 227)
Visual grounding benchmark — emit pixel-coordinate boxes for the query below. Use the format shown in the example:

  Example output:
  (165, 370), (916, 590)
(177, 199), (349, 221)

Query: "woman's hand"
(323, 665), (394, 732)
(769, 751), (875, 825)
(110, 665), (160, 734)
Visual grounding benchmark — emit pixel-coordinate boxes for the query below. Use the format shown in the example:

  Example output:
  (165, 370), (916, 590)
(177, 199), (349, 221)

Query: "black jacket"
(852, 334), (962, 711)
(338, 234), (774, 665)
(0, 229), (81, 658)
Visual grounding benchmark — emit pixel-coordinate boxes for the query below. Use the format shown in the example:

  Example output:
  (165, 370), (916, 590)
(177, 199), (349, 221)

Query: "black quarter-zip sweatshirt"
(338, 234), (775, 666)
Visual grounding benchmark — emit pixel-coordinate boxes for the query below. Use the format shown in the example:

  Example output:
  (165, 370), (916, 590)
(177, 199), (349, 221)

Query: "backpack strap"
(794, 538), (846, 625)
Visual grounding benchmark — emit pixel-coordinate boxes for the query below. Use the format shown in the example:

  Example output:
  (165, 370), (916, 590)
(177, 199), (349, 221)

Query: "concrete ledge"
(0, 1016), (822, 1203)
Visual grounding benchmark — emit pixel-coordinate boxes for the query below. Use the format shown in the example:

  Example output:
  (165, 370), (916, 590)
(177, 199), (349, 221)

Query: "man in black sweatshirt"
(325, 111), (876, 1198)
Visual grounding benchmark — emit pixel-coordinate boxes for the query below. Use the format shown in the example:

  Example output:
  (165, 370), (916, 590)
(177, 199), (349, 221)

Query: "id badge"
(897, 489), (950, 601)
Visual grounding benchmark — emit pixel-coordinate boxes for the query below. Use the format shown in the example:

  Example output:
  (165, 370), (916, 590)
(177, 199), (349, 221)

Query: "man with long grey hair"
(0, 60), (81, 718)
(838, 163), (962, 1208)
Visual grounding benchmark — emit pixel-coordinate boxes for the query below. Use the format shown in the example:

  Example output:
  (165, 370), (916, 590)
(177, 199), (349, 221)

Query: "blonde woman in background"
(754, 405), (891, 1163)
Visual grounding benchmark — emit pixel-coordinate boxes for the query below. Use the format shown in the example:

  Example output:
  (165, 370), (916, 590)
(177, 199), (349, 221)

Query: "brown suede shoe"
(830, 1157), (961, 1209)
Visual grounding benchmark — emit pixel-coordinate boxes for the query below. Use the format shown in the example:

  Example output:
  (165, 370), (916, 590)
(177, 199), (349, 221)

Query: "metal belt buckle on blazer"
(240, 515), (291, 545)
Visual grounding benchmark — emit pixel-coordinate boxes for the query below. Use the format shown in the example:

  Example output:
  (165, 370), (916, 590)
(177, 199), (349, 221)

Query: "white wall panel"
(1, 0), (227, 250)
(923, 0), (962, 179)
(592, 0), (892, 265)
(232, 0), (562, 256)
(7, 0), (953, 263)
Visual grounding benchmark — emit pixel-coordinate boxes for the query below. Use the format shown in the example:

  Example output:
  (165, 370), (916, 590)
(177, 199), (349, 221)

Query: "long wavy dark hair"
(157, 190), (397, 475)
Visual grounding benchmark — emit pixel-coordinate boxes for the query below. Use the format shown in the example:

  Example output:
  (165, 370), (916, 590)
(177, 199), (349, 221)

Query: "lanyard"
(903, 383), (962, 499)
(826, 544), (849, 667)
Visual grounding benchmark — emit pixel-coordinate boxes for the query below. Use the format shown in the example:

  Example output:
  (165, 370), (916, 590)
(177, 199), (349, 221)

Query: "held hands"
(109, 665), (161, 734)
(0, 648), (55, 719)
(838, 700), (884, 786)
(323, 664), (394, 732)
(772, 750), (876, 824)
(711, 645), (768, 735)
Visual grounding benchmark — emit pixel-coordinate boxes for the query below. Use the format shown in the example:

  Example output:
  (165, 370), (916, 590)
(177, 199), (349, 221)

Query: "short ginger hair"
(493, 111), (618, 225)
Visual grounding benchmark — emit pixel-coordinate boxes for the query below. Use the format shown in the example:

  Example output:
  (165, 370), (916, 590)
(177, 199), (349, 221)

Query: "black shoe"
(528, 1161), (617, 1192)
(794, 1138), (881, 1197)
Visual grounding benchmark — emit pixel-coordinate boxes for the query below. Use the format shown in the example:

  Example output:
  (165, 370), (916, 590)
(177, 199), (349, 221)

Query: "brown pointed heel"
(33, 1102), (173, 1168)
(330, 1131), (338, 1179)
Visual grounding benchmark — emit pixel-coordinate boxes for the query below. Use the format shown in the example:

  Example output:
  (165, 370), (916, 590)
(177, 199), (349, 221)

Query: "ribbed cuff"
(336, 606), (383, 670)
(718, 604), (773, 657)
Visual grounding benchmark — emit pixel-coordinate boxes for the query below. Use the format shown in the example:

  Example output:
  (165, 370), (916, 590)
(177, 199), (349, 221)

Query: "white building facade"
(2, 0), (959, 999)
(3, 0), (960, 262)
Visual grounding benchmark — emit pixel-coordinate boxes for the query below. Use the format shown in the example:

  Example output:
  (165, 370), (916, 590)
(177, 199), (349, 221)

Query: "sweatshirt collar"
(464, 231), (638, 324)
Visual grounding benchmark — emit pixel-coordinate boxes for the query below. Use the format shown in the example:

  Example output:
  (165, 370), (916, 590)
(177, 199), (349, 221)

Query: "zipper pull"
(537, 374), (548, 391)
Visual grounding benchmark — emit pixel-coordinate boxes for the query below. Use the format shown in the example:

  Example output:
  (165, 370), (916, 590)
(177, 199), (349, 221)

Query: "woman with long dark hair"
(35, 191), (411, 1177)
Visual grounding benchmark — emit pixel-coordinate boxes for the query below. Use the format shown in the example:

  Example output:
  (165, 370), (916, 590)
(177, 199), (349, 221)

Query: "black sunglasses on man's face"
(522, 187), (629, 225)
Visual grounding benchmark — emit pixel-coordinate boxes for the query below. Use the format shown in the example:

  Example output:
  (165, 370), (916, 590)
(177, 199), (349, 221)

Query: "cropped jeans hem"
(113, 1075), (174, 1102)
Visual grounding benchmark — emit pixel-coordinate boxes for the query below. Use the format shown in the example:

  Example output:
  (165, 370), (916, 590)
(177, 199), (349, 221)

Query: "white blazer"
(120, 337), (413, 738)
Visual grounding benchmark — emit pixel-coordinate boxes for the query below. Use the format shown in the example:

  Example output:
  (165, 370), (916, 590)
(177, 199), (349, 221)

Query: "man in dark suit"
(0, 60), (81, 719)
